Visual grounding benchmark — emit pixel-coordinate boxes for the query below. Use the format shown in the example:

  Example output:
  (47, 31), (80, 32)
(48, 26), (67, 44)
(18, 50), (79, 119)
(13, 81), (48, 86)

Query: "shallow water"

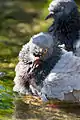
(0, 0), (80, 120)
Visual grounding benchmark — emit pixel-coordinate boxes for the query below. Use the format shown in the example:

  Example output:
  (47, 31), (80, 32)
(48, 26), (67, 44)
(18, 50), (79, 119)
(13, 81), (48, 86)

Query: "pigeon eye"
(42, 49), (48, 57)
(43, 49), (48, 54)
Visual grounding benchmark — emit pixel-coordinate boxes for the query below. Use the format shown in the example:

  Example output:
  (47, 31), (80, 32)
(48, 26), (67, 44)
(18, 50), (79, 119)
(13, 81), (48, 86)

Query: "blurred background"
(0, 0), (80, 120)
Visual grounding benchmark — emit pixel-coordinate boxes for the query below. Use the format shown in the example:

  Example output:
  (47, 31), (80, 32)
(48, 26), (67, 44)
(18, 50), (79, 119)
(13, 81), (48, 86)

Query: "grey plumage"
(41, 51), (80, 101)
(13, 32), (80, 101)
(46, 0), (80, 52)
(13, 32), (61, 96)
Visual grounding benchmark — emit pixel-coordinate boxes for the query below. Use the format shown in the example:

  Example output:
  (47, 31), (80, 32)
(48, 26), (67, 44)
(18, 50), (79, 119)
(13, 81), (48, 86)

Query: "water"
(0, 0), (80, 120)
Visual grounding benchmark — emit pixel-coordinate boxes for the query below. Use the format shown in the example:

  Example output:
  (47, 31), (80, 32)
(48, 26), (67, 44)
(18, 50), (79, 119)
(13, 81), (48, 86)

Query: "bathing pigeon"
(13, 32), (61, 95)
(13, 32), (80, 101)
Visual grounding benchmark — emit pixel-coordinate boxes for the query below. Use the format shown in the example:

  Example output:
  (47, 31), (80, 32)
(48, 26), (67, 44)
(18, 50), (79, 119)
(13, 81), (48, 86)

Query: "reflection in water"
(13, 94), (80, 120)
(13, 99), (30, 119)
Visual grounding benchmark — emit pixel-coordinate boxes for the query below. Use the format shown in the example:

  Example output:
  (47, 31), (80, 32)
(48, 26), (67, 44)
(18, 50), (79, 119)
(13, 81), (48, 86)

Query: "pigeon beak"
(34, 57), (41, 67)
(34, 56), (40, 61)
(45, 12), (54, 20)
(34, 57), (40, 64)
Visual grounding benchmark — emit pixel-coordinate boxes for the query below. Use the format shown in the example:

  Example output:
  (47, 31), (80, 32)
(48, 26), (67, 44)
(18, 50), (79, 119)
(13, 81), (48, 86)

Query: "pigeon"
(13, 32), (80, 101)
(45, 0), (80, 52)
(13, 32), (61, 96)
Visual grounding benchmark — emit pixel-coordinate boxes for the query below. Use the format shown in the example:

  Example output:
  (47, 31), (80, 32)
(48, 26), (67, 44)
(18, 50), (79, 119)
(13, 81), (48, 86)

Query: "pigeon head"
(29, 32), (54, 62)
(45, 0), (77, 20)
